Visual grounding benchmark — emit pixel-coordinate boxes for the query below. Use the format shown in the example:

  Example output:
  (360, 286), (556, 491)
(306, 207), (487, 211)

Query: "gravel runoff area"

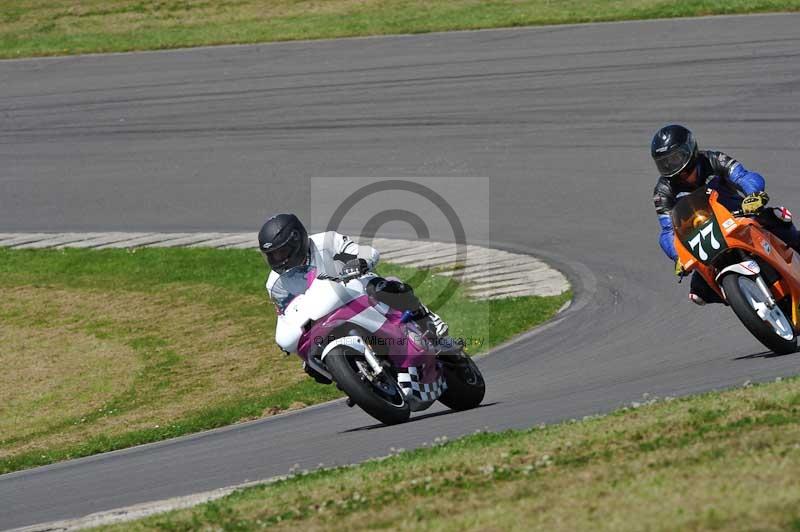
(0, 233), (569, 299)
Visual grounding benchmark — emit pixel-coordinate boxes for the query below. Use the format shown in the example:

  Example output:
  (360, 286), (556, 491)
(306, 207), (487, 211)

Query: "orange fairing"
(673, 189), (800, 329)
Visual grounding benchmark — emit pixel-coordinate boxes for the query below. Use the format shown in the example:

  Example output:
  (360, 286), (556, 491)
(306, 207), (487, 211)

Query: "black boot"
(303, 362), (332, 385)
(435, 336), (468, 364)
(410, 304), (449, 338)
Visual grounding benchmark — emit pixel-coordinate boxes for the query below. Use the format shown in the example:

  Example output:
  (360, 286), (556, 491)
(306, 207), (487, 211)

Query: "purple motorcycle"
(273, 265), (485, 425)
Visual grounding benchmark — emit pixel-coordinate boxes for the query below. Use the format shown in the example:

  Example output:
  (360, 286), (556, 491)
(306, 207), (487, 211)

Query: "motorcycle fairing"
(397, 365), (447, 405)
(673, 188), (800, 329)
(681, 217), (728, 263)
(296, 294), (386, 357)
(300, 302), (440, 371)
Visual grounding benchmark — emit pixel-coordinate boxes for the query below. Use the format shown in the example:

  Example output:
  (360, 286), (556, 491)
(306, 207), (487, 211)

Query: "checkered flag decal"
(397, 366), (447, 402)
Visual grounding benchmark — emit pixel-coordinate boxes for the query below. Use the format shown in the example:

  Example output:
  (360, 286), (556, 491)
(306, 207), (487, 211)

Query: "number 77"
(689, 223), (721, 261)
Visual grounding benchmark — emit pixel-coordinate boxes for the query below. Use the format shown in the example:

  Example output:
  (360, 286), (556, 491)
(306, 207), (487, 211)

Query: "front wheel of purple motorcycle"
(325, 345), (411, 425)
(439, 355), (485, 411)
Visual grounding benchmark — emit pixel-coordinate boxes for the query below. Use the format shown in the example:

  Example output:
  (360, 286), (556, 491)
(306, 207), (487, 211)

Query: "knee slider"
(688, 293), (707, 306)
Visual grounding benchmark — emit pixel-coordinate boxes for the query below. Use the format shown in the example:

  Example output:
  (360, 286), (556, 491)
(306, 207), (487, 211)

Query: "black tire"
(721, 273), (797, 355)
(324, 346), (410, 425)
(438, 356), (486, 411)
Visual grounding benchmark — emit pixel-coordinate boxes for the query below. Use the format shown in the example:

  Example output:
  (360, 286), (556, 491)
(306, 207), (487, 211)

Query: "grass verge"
(100, 376), (800, 531)
(0, 246), (568, 474)
(2, 0), (800, 59)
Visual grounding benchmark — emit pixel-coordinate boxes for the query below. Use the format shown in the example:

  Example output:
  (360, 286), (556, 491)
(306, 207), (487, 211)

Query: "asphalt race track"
(3, 13), (800, 529)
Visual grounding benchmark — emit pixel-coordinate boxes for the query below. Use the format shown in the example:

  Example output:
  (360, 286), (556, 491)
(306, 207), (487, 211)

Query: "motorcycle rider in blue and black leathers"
(651, 124), (800, 305)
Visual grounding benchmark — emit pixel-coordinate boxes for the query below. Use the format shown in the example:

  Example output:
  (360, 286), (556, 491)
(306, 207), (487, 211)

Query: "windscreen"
(670, 187), (727, 263)
(269, 264), (316, 314)
(671, 187), (713, 241)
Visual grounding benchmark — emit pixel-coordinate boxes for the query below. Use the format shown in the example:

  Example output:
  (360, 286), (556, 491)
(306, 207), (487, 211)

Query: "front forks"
(362, 343), (384, 376)
(755, 275), (777, 308)
(738, 250), (776, 308)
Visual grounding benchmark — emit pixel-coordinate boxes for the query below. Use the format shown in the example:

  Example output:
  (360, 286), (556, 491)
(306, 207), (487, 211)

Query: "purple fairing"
(297, 294), (441, 385)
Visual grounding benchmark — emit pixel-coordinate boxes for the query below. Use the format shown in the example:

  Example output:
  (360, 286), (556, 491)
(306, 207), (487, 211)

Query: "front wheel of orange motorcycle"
(721, 273), (797, 355)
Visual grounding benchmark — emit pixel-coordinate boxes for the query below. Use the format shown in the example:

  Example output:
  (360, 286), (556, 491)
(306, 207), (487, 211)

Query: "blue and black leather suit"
(653, 150), (800, 303)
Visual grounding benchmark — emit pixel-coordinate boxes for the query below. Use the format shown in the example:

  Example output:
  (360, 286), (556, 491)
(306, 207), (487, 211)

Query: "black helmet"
(258, 213), (309, 273)
(651, 124), (699, 181)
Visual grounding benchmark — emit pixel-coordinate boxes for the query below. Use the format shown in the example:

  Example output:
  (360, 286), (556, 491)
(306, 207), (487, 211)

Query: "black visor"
(655, 144), (693, 178)
(261, 229), (304, 273)
(265, 245), (292, 266)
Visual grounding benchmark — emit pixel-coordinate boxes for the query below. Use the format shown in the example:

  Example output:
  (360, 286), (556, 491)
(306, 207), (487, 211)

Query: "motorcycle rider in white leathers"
(258, 213), (448, 383)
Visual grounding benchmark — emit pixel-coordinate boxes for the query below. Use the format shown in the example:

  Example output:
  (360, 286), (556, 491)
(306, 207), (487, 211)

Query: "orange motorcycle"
(673, 187), (800, 354)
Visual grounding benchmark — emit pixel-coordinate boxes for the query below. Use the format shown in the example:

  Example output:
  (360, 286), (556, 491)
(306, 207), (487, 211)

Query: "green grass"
(0, 246), (568, 474)
(100, 376), (800, 531)
(1, 0), (799, 59)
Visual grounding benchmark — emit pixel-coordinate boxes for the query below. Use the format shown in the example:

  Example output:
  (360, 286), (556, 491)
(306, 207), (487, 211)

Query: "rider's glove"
(741, 191), (770, 215)
(342, 258), (369, 276)
(675, 259), (685, 277)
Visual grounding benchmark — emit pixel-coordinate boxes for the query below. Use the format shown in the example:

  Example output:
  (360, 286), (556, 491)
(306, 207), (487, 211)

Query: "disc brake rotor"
(355, 358), (404, 405)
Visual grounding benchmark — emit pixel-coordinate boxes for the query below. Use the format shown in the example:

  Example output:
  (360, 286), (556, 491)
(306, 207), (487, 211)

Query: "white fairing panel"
(305, 279), (358, 320)
(275, 318), (302, 353)
(274, 275), (378, 354)
(715, 260), (760, 282)
(320, 335), (366, 360)
(349, 306), (388, 333)
(275, 294), (307, 353)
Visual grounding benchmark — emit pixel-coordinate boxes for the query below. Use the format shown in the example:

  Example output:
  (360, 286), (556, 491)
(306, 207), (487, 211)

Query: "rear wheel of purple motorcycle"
(325, 345), (411, 425)
(439, 355), (485, 411)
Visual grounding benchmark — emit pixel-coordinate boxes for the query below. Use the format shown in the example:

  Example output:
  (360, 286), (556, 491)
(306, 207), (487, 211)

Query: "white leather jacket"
(266, 231), (380, 309)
